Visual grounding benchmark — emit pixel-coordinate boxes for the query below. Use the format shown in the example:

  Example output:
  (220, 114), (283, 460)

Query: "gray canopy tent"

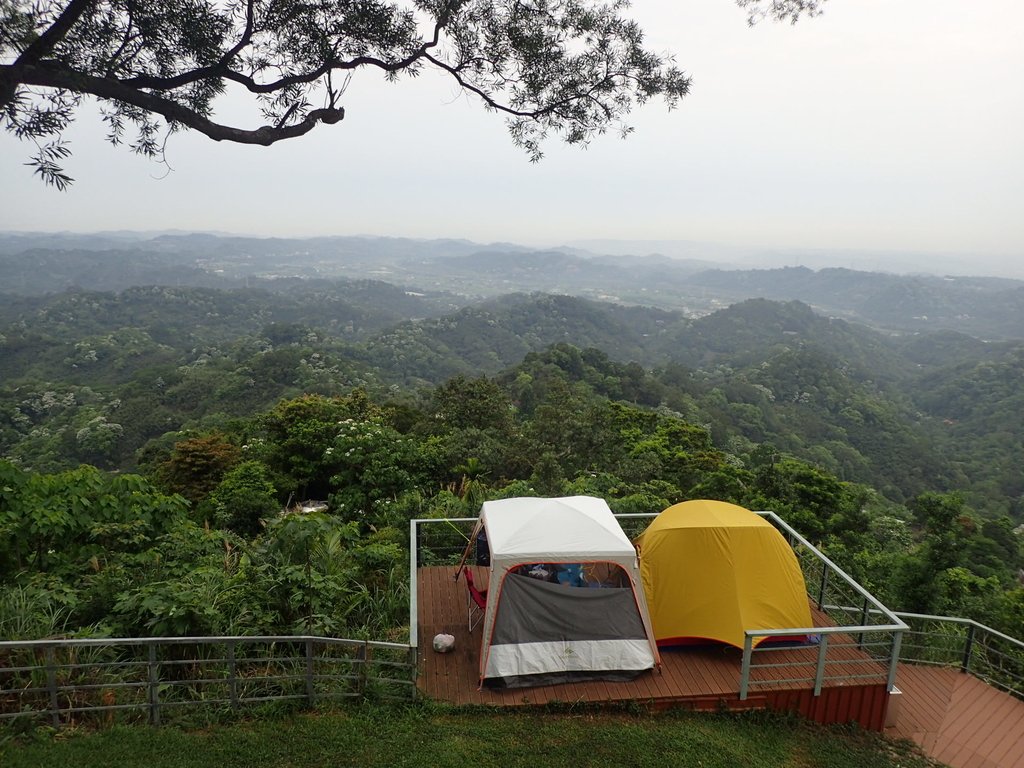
(464, 496), (660, 688)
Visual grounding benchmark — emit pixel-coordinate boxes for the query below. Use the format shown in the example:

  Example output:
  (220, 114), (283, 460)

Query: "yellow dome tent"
(634, 500), (813, 649)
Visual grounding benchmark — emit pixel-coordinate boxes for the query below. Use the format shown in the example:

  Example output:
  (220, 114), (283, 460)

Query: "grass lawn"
(1, 703), (941, 768)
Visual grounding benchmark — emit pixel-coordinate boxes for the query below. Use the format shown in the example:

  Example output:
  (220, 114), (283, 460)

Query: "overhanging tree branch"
(12, 61), (345, 144)
(1, 0), (824, 187)
(14, 0), (95, 66)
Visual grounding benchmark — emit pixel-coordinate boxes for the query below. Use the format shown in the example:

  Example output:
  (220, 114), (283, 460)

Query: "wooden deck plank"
(653, 649), (692, 700)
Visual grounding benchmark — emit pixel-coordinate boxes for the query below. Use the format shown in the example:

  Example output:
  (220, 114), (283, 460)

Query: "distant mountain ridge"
(2, 232), (1022, 340)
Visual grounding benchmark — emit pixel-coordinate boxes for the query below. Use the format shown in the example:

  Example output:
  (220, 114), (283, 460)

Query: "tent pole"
(454, 519), (482, 581)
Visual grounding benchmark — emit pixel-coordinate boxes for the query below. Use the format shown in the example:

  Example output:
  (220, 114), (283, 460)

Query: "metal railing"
(410, 510), (907, 700)
(0, 634), (416, 727)
(738, 511), (906, 699)
(894, 612), (1024, 697)
(410, 516), (478, 650)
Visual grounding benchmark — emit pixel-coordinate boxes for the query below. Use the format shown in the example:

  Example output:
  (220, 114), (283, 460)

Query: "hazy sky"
(1, 0), (1022, 274)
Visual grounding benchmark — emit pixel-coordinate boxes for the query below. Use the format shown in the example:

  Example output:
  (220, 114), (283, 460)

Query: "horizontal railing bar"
(818, 605), (899, 624)
(900, 635), (962, 644)
(157, 693), (308, 708)
(747, 676), (814, 686)
(749, 658), (883, 673)
(847, 610), (1024, 654)
(2, 701), (149, 717)
(1, 662), (149, 675)
(978, 648), (1024, 666)
(2, 686), (51, 696)
(747, 669), (887, 688)
(47, 680), (149, 693)
(159, 678), (238, 688)
(3, 668), (411, 686)
(899, 643), (959, 652)
(745, 623), (905, 638)
(894, 611), (977, 627)
(901, 657), (957, 668)
(819, 658), (887, 668)
(0, 636), (412, 652)
(162, 656), (305, 666)
(156, 697), (233, 708)
(747, 661), (808, 670)
(825, 672), (889, 682)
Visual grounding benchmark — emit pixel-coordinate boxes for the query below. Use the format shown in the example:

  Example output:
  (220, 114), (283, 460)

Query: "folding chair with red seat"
(463, 569), (487, 632)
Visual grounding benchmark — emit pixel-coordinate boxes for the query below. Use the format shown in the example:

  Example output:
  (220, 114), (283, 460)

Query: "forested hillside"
(3, 234), (1024, 652)
(3, 281), (1021, 517)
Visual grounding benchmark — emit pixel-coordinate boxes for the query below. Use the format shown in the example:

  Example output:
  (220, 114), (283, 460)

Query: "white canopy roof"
(474, 495), (659, 686)
(480, 496), (635, 563)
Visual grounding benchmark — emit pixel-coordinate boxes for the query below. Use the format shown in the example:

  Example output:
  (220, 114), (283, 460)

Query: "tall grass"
(0, 587), (71, 641)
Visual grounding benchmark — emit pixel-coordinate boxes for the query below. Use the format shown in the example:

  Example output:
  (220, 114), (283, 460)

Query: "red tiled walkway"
(887, 663), (1024, 768)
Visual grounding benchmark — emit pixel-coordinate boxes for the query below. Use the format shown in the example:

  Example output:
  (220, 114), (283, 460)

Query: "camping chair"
(463, 569), (488, 632)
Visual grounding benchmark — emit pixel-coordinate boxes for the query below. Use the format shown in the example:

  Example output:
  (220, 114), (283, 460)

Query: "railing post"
(305, 639), (315, 706)
(813, 634), (829, 696)
(961, 623), (977, 674)
(227, 640), (238, 711)
(817, 561), (829, 611)
(409, 519), (419, 653)
(887, 630), (903, 692)
(359, 641), (370, 696)
(407, 646), (418, 700)
(857, 597), (870, 648)
(147, 644), (160, 726)
(44, 646), (60, 728)
(739, 635), (753, 700)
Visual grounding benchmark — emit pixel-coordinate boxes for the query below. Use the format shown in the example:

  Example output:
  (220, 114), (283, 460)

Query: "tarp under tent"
(634, 500), (813, 649)
(467, 496), (660, 688)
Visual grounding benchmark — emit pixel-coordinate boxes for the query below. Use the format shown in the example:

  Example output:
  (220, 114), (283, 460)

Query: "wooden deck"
(886, 663), (1024, 768)
(416, 566), (890, 729)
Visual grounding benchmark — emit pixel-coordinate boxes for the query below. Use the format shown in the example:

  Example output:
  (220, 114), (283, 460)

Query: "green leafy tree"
(529, 450), (566, 495)
(430, 376), (515, 432)
(257, 391), (381, 499)
(748, 455), (869, 543)
(156, 432), (241, 505)
(327, 416), (424, 524)
(209, 459), (279, 536)
(910, 492), (972, 575)
(420, 375), (523, 481)
(72, 414), (124, 467)
(0, 461), (190, 578)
